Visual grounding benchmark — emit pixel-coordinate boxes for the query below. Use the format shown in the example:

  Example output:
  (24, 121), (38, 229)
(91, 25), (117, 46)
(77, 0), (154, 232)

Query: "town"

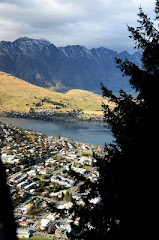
(0, 121), (104, 239)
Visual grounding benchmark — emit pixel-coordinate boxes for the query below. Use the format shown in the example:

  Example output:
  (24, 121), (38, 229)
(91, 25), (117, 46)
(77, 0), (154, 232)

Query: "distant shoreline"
(0, 110), (105, 123)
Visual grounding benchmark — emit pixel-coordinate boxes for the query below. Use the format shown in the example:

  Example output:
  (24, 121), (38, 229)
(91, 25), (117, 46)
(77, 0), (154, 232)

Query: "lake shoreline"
(0, 110), (105, 123)
(0, 115), (113, 146)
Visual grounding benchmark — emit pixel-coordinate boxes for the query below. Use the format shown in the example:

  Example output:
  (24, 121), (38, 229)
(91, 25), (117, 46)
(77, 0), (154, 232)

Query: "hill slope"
(0, 71), (111, 115)
(0, 37), (142, 93)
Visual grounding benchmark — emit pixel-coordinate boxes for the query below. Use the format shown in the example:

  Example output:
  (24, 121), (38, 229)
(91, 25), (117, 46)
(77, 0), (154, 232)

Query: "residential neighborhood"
(0, 121), (104, 239)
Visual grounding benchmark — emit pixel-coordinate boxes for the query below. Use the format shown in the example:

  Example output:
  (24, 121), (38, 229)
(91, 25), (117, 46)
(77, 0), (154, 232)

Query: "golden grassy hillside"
(0, 71), (112, 115)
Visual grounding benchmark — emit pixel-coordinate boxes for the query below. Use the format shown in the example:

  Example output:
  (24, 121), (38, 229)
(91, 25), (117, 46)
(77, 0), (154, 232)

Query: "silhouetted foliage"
(68, 1), (159, 239)
(0, 128), (17, 240)
(101, 1), (159, 238)
(67, 146), (121, 240)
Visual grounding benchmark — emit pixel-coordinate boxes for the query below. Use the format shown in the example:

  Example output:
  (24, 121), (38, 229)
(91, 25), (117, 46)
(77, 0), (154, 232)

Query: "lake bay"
(0, 117), (114, 146)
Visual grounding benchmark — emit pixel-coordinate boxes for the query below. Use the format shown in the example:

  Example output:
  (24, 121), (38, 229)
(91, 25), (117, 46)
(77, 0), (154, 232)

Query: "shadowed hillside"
(0, 38), (142, 93)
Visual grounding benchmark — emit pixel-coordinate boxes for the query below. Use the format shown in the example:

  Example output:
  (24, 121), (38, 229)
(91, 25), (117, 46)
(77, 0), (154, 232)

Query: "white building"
(27, 169), (37, 176)
(57, 202), (73, 210)
(17, 180), (29, 189)
(89, 197), (102, 205)
(78, 156), (93, 166)
(40, 219), (51, 230)
(17, 228), (32, 238)
(45, 158), (57, 165)
(1, 153), (15, 164)
(71, 166), (87, 175)
(24, 182), (36, 190)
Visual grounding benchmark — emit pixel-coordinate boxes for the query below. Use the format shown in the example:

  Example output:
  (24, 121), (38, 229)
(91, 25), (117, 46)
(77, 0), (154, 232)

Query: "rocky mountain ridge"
(0, 37), (142, 93)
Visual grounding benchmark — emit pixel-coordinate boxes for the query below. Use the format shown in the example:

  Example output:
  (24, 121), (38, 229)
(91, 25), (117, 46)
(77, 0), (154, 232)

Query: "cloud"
(0, 0), (156, 52)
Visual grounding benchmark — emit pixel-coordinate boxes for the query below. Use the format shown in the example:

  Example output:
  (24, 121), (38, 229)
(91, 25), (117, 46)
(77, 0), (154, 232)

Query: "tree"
(0, 127), (17, 240)
(67, 148), (121, 240)
(64, 190), (73, 202)
(68, 1), (159, 239)
(101, 1), (159, 238)
(0, 161), (18, 240)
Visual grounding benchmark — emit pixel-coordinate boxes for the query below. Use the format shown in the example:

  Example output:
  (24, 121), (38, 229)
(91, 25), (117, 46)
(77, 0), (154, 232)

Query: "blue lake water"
(0, 117), (114, 146)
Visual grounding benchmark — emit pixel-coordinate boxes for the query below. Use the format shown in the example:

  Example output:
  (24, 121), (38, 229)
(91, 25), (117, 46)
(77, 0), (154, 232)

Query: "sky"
(0, 0), (156, 53)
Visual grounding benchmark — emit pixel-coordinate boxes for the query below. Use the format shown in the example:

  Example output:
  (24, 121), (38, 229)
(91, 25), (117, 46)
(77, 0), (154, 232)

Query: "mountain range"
(0, 37), (142, 93)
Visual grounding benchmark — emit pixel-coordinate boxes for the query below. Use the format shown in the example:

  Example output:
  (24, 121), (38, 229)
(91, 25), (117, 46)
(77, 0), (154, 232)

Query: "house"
(38, 167), (49, 175)
(15, 220), (29, 227)
(78, 156), (93, 166)
(45, 158), (57, 165)
(74, 217), (80, 226)
(71, 166), (87, 175)
(89, 171), (99, 181)
(40, 219), (51, 230)
(24, 182), (36, 190)
(60, 223), (71, 233)
(56, 202), (73, 210)
(10, 188), (16, 196)
(17, 228), (32, 238)
(30, 189), (35, 193)
(12, 158), (20, 164)
(89, 196), (102, 205)
(27, 169), (37, 176)
(21, 204), (32, 214)
(16, 174), (27, 184)
(10, 173), (22, 182)
(1, 153), (15, 164)
(17, 180), (29, 189)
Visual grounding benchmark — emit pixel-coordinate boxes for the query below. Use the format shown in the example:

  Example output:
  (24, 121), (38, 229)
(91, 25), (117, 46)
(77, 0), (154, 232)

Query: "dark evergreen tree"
(101, 1), (159, 238)
(0, 127), (17, 240)
(68, 1), (159, 239)
(66, 146), (121, 239)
